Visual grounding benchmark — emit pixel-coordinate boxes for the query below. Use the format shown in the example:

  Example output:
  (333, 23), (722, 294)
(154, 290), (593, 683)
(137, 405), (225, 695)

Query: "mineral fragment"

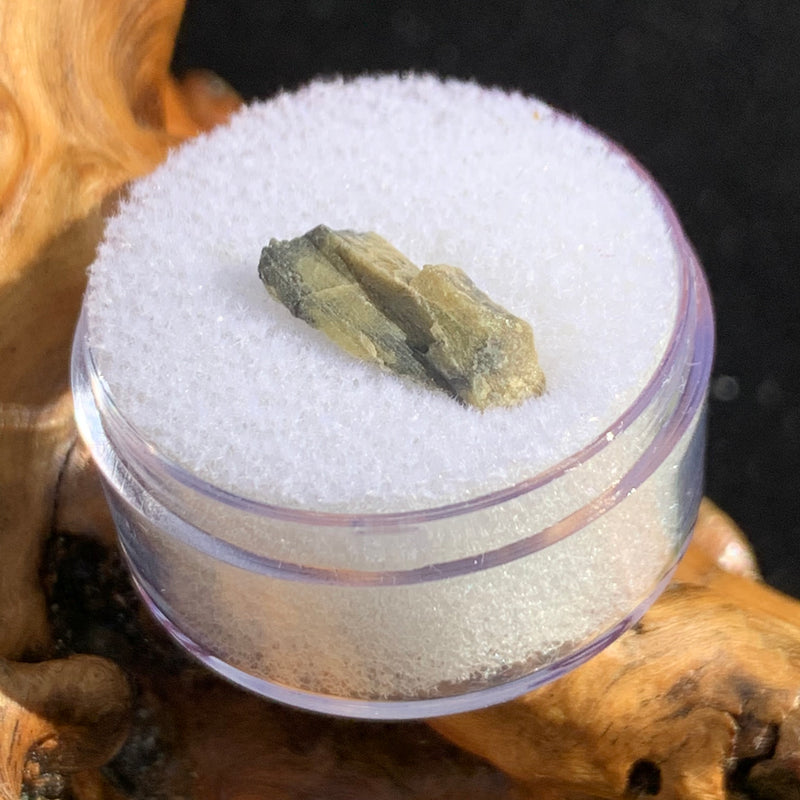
(258, 225), (545, 410)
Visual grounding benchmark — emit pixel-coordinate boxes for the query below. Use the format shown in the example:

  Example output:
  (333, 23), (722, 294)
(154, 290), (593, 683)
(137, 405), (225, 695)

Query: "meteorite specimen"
(258, 225), (545, 410)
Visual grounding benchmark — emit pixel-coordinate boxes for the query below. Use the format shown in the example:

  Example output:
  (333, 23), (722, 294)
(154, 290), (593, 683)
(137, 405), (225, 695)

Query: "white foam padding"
(87, 74), (679, 513)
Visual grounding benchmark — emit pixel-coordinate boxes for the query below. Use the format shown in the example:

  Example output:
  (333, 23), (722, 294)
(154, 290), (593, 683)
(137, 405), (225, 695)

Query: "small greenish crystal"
(258, 225), (545, 410)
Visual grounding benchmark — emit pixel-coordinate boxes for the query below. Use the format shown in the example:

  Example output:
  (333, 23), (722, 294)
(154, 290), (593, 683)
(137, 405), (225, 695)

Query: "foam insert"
(87, 74), (679, 512)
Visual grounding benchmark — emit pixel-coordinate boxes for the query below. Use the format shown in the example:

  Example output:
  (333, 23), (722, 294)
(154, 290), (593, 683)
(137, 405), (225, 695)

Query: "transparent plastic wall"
(72, 226), (713, 719)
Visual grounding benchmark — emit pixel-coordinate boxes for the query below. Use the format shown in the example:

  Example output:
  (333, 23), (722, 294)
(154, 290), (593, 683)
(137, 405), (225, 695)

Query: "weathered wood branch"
(0, 0), (241, 656)
(0, 2), (241, 796)
(0, 656), (130, 800)
(0, 1), (186, 293)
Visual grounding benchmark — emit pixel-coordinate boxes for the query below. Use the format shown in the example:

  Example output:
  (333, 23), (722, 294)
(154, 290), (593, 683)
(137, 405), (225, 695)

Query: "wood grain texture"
(0, 656), (130, 800)
(0, 2), (240, 796)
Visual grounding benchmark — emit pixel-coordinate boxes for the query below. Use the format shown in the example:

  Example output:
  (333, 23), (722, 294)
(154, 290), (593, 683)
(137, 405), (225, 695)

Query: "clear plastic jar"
(72, 194), (713, 718)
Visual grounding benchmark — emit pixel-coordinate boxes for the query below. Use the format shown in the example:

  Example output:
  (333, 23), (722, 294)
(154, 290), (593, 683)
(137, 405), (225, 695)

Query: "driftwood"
(1, 2), (799, 798)
(0, 655), (130, 800)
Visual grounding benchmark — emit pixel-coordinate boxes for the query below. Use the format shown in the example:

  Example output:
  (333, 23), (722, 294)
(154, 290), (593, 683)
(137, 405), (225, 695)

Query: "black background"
(172, 0), (800, 598)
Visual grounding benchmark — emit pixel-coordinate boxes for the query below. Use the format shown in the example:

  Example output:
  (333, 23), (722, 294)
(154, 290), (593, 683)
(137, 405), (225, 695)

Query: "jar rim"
(75, 181), (713, 532)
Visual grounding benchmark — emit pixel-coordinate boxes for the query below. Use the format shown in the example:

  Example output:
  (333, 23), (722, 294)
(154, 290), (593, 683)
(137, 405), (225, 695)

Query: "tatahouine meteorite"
(258, 225), (545, 410)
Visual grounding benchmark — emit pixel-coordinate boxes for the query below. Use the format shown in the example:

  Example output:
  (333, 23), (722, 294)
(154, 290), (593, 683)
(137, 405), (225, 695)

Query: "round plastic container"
(72, 200), (713, 718)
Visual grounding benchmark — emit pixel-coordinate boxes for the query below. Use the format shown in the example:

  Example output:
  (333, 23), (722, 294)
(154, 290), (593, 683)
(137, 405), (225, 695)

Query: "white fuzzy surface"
(87, 74), (679, 513)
